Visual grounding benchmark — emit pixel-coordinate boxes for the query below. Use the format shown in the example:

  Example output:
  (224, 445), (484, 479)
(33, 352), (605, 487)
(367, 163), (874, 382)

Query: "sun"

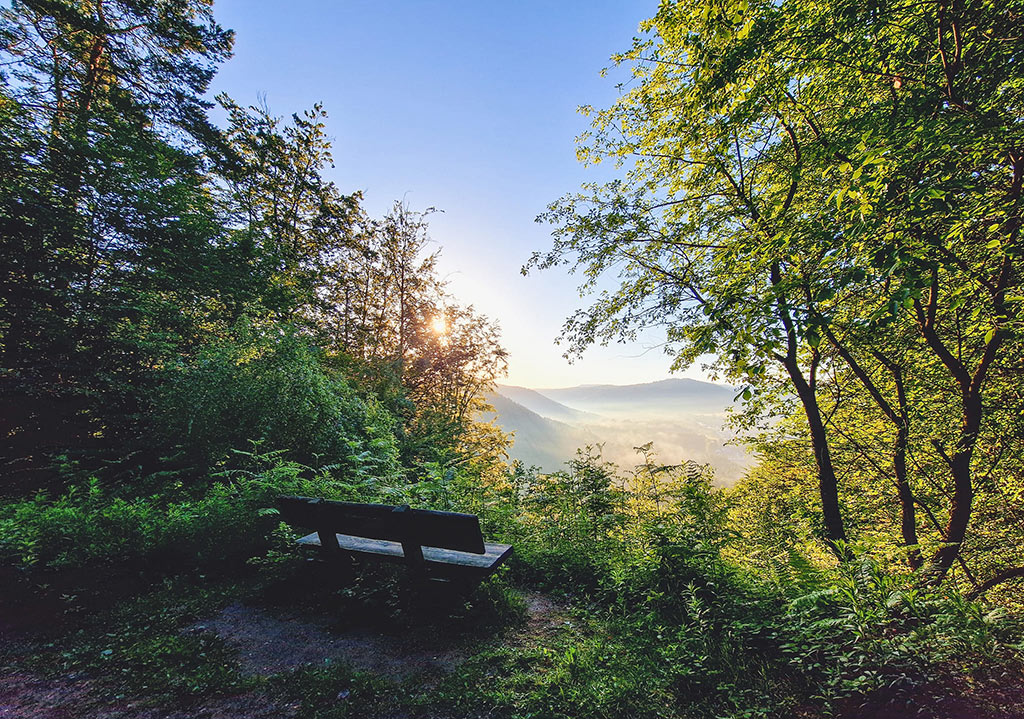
(430, 315), (447, 336)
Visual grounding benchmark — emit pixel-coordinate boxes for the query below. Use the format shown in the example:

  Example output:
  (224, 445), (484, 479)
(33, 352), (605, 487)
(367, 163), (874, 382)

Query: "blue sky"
(209, 0), (709, 388)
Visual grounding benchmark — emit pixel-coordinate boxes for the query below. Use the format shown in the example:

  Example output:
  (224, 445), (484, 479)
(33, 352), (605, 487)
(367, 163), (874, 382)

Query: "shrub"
(779, 558), (1024, 705)
(0, 454), (372, 572)
(154, 322), (401, 477)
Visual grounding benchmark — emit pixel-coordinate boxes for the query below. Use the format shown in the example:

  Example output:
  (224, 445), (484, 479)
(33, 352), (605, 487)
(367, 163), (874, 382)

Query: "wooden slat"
(277, 496), (401, 541)
(296, 532), (513, 574)
(277, 495), (488, 554)
(410, 508), (486, 554)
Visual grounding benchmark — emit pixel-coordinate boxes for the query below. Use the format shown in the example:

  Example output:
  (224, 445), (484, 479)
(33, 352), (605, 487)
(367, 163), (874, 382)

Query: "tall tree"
(0, 0), (233, 465)
(532, 0), (1024, 579)
(217, 98), (362, 324)
(329, 202), (509, 467)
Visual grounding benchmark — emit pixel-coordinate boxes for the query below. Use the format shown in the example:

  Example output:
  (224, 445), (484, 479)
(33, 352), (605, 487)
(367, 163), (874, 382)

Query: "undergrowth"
(0, 449), (1021, 718)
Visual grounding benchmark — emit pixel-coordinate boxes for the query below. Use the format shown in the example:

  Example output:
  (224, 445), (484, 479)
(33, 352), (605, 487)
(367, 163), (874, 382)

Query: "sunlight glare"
(430, 315), (447, 336)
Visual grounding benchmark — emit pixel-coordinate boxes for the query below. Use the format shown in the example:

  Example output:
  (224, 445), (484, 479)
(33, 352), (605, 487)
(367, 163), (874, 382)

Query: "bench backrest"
(276, 495), (486, 554)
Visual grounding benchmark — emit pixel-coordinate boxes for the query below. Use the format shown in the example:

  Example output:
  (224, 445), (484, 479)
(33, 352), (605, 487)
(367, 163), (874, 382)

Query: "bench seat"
(296, 532), (513, 573)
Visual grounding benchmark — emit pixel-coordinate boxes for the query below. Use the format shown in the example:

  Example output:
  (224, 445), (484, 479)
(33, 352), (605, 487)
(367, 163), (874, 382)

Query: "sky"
(209, 0), (712, 389)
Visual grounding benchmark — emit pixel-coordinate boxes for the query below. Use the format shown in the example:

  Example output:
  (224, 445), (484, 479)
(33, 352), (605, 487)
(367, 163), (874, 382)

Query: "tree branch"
(966, 566), (1024, 600)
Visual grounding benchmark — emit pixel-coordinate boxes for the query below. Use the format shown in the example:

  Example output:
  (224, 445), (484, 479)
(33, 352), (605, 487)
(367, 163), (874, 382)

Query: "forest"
(1, 1), (1022, 718)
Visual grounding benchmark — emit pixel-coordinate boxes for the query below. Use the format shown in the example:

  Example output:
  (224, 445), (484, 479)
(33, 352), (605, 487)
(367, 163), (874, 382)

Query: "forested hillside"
(483, 390), (600, 472)
(2, 1), (1023, 718)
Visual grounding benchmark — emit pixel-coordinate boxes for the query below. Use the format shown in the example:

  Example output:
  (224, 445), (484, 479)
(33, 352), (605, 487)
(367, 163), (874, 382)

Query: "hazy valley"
(485, 379), (751, 485)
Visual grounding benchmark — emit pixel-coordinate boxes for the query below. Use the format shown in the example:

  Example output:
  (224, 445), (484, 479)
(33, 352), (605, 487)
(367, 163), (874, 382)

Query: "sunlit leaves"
(534, 0), (1024, 573)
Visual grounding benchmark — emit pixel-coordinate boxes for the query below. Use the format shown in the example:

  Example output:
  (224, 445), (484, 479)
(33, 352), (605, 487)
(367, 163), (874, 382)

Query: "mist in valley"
(485, 379), (751, 486)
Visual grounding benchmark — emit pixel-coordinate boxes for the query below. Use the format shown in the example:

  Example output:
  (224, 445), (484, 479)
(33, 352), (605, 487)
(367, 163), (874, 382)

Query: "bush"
(779, 559), (1024, 704)
(0, 453), (372, 572)
(154, 322), (401, 477)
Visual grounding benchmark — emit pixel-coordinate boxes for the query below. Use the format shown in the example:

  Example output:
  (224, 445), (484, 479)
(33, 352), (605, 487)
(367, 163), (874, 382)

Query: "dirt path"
(516, 592), (572, 643)
(0, 674), (285, 719)
(0, 591), (569, 719)
(190, 590), (571, 680)
(190, 602), (469, 681)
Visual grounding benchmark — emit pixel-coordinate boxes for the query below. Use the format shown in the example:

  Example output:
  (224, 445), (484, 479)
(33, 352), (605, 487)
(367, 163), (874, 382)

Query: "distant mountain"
(495, 384), (599, 423)
(539, 378), (736, 418)
(483, 393), (600, 473)
(484, 379), (750, 485)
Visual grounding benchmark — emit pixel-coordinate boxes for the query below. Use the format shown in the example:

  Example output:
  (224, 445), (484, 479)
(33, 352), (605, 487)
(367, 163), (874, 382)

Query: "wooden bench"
(276, 495), (513, 588)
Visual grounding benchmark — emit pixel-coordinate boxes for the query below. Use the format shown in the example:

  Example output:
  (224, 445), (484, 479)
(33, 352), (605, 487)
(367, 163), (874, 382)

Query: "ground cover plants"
(2, 451), (1022, 718)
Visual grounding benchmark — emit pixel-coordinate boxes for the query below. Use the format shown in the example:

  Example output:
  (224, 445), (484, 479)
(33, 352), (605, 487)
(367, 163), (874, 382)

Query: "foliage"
(531, 0), (1024, 583)
(154, 324), (401, 475)
(0, 1), (507, 485)
(0, 0), (237, 460)
(1, 441), (1021, 718)
(1, 1), (1023, 718)
(216, 97), (363, 322)
(327, 201), (511, 468)
(464, 448), (1022, 717)
(0, 451), (358, 571)
(781, 559), (1024, 704)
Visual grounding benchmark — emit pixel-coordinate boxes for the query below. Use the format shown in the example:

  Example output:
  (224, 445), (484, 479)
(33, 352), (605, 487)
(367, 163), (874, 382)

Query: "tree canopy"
(0, 0), (508, 485)
(532, 0), (1024, 587)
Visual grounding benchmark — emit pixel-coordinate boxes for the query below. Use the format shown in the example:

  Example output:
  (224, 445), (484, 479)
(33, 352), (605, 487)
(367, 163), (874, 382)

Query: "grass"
(4, 544), (1024, 719)
(12, 573), (253, 702)
(3, 554), (721, 719)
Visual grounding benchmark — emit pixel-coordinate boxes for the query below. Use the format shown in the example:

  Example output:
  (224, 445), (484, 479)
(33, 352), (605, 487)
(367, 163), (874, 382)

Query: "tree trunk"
(783, 353), (849, 551)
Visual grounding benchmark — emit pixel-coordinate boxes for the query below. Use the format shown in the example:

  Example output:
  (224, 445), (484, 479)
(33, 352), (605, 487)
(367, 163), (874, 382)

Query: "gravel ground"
(189, 601), (471, 681)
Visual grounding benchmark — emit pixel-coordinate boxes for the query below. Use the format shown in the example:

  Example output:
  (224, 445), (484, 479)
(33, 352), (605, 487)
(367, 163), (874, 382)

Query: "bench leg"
(333, 551), (357, 585)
